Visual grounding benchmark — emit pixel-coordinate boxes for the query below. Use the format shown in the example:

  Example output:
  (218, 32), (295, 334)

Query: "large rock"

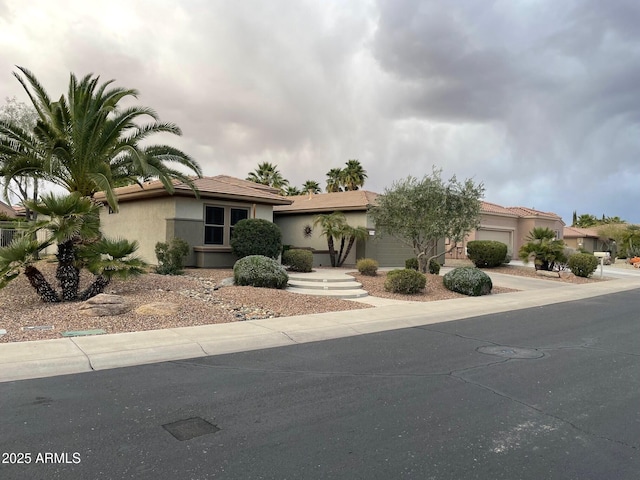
(80, 294), (131, 317)
(135, 302), (180, 316)
(536, 270), (560, 278)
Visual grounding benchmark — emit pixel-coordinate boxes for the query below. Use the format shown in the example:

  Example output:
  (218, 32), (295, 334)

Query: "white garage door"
(477, 229), (512, 253)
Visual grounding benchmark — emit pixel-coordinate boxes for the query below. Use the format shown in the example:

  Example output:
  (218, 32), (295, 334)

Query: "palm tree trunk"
(327, 236), (337, 267)
(79, 275), (111, 301)
(24, 265), (60, 303)
(337, 237), (356, 267)
(336, 237), (346, 266)
(56, 240), (80, 301)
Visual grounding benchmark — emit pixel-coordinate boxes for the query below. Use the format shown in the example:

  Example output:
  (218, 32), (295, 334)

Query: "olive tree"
(368, 168), (484, 273)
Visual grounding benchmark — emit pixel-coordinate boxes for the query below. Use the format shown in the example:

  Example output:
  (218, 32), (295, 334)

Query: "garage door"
(363, 234), (445, 267)
(477, 229), (512, 253)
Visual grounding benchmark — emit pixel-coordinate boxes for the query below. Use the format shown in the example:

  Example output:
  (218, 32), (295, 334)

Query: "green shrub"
(405, 257), (419, 270)
(233, 255), (289, 289)
(230, 219), (282, 259)
(155, 238), (190, 275)
(568, 253), (599, 278)
(384, 268), (426, 294)
(467, 240), (508, 268)
(443, 267), (492, 296)
(406, 256), (440, 274)
(356, 258), (379, 276)
(282, 248), (313, 272)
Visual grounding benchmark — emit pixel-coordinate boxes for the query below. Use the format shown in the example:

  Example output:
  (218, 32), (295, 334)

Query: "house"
(273, 190), (437, 267)
(95, 176), (292, 268)
(563, 226), (614, 254)
(0, 200), (16, 218)
(447, 202), (566, 259)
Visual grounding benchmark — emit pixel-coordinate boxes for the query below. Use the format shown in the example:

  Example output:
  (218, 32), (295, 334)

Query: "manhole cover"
(477, 345), (544, 359)
(162, 417), (220, 441)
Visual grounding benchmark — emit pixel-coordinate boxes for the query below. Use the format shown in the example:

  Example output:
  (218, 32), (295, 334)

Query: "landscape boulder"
(79, 294), (131, 317)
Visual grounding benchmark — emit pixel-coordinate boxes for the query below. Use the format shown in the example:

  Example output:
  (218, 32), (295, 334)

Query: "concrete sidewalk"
(2, 273), (640, 383)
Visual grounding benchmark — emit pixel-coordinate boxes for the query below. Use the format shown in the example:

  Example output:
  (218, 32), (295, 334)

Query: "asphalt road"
(1, 290), (639, 480)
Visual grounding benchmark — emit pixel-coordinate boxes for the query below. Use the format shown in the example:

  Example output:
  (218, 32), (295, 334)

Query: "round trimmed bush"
(384, 268), (426, 294)
(233, 255), (289, 289)
(230, 219), (282, 259)
(428, 259), (441, 275)
(568, 252), (599, 278)
(443, 267), (492, 296)
(466, 240), (508, 268)
(282, 248), (313, 272)
(356, 258), (379, 276)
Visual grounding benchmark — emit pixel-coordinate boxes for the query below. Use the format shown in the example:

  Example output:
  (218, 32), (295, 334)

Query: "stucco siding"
(100, 197), (176, 264)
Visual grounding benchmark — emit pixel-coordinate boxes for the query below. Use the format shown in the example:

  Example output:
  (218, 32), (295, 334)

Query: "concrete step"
(287, 274), (357, 283)
(285, 287), (369, 299)
(287, 279), (363, 290)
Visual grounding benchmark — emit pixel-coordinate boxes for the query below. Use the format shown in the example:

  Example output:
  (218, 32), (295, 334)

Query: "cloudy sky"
(2, 0), (639, 223)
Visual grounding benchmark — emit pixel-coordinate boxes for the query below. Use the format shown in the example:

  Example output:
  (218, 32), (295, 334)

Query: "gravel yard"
(0, 260), (606, 343)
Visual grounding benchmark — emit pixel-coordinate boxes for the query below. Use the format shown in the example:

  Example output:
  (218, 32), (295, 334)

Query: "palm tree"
(0, 192), (145, 302)
(0, 67), (202, 211)
(325, 168), (343, 193)
(302, 180), (321, 194)
(313, 211), (368, 267)
(341, 159), (367, 191)
(246, 162), (289, 193)
(518, 227), (566, 271)
(284, 185), (302, 196)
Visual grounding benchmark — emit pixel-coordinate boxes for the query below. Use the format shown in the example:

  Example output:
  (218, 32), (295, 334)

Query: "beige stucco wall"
(100, 197), (176, 264)
(274, 211), (368, 266)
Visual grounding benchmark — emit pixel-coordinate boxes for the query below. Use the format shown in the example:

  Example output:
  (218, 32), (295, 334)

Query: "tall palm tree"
(0, 67), (202, 211)
(341, 159), (367, 191)
(246, 162), (289, 193)
(302, 180), (321, 194)
(325, 168), (343, 193)
(284, 185), (302, 196)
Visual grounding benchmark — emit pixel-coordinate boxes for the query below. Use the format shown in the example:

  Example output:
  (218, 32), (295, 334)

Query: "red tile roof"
(506, 206), (562, 219)
(481, 201), (518, 216)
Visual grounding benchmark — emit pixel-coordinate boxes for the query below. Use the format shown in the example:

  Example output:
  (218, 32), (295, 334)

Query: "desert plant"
(443, 267), (492, 296)
(155, 238), (190, 275)
(281, 248), (313, 272)
(384, 268), (426, 294)
(567, 253), (599, 278)
(466, 240), (507, 268)
(356, 258), (379, 276)
(230, 218), (282, 259)
(518, 227), (566, 271)
(405, 257), (419, 270)
(313, 212), (367, 267)
(405, 256), (439, 274)
(233, 255), (289, 289)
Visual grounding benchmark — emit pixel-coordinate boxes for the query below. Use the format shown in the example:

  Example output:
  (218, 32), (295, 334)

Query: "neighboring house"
(273, 190), (436, 267)
(95, 176), (292, 268)
(0, 200), (16, 218)
(563, 226), (613, 254)
(447, 202), (566, 259)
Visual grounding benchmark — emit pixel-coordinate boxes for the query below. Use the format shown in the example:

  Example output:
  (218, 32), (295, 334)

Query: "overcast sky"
(2, 0), (639, 223)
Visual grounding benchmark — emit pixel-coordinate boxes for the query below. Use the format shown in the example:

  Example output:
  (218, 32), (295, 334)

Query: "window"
(230, 208), (249, 239)
(204, 206), (224, 245)
(204, 205), (250, 245)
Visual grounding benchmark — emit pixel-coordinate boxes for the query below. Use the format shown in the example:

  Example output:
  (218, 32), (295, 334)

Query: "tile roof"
(94, 175), (292, 205)
(506, 206), (562, 219)
(563, 226), (602, 238)
(480, 201), (518, 216)
(0, 200), (17, 217)
(273, 190), (379, 213)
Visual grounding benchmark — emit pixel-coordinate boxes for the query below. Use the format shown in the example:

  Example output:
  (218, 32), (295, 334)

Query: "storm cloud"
(1, 0), (639, 222)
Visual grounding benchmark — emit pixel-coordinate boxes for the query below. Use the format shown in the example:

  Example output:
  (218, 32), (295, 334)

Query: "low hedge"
(384, 268), (426, 294)
(568, 253), (599, 278)
(233, 255), (289, 289)
(443, 267), (492, 296)
(282, 248), (313, 272)
(466, 240), (508, 268)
